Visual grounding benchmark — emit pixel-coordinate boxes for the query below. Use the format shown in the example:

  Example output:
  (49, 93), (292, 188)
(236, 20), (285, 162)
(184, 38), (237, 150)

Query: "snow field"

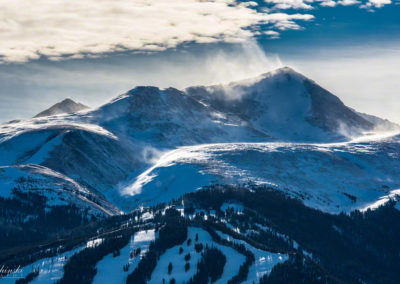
(122, 138), (400, 214)
(93, 229), (155, 284)
(149, 227), (246, 284)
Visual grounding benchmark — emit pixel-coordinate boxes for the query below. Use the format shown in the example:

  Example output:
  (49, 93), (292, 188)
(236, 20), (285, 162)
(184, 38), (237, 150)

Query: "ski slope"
(93, 229), (155, 284)
(216, 231), (288, 281)
(0, 246), (84, 284)
(149, 227), (246, 284)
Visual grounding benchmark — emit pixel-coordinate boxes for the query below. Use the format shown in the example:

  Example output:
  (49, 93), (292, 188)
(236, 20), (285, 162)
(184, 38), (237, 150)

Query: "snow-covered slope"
(186, 67), (394, 141)
(144, 226), (287, 283)
(0, 164), (119, 216)
(149, 227), (247, 284)
(0, 67), (399, 215)
(93, 229), (155, 284)
(121, 133), (400, 213)
(216, 231), (288, 281)
(0, 245), (85, 284)
(93, 86), (270, 147)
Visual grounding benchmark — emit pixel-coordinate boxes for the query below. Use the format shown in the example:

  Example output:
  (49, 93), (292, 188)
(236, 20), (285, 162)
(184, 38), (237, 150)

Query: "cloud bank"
(264, 0), (391, 10)
(0, 0), (393, 63)
(0, 0), (313, 63)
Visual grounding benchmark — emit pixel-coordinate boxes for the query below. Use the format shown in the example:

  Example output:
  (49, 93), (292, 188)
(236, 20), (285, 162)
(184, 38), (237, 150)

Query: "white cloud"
(0, 0), (314, 63)
(361, 0), (391, 9)
(264, 13), (314, 30)
(369, 0), (391, 6)
(264, 0), (314, 9)
(319, 0), (360, 6)
(0, 0), (394, 64)
(263, 30), (281, 38)
(242, 1), (259, 7)
(337, 0), (360, 5)
(297, 0), (388, 8)
(319, 0), (337, 6)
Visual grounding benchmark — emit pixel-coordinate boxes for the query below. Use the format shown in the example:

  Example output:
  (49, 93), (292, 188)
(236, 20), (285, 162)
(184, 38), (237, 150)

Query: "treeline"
(201, 224), (255, 283)
(57, 232), (132, 284)
(203, 218), (292, 255)
(260, 250), (336, 284)
(223, 205), (294, 253)
(15, 268), (39, 284)
(188, 246), (226, 284)
(0, 188), (97, 251)
(179, 184), (400, 284)
(5, 182), (400, 284)
(126, 208), (188, 284)
(0, 206), (149, 278)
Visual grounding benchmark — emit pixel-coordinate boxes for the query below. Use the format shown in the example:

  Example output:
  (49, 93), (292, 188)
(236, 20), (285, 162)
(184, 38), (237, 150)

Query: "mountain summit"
(34, 98), (89, 118)
(185, 66), (397, 141)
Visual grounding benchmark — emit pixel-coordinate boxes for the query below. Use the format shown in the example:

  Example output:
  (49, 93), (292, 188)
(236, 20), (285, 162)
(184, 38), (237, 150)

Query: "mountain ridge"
(0, 66), (399, 215)
(34, 98), (89, 118)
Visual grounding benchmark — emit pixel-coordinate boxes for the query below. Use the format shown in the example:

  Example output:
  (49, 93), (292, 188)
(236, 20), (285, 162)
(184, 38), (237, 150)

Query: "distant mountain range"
(1, 67), (400, 284)
(1, 66), (399, 215)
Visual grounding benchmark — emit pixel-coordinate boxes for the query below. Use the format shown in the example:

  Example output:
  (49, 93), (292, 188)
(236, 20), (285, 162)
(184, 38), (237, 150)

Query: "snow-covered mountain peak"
(34, 98), (89, 118)
(184, 67), (363, 140)
(88, 66), (398, 143)
(224, 66), (307, 89)
(96, 86), (206, 123)
(260, 66), (306, 79)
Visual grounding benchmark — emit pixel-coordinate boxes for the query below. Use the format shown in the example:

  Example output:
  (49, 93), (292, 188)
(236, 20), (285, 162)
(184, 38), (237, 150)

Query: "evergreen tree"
(168, 262), (173, 275)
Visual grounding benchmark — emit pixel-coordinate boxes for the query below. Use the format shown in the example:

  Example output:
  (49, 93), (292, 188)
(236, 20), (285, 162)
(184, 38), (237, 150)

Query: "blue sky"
(0, 0), (399, 122)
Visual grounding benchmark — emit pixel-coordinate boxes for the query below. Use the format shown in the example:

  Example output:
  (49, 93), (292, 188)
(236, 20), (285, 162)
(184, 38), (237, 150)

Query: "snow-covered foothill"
(0, 164), (118, 216)
(124, 134), (400, 214)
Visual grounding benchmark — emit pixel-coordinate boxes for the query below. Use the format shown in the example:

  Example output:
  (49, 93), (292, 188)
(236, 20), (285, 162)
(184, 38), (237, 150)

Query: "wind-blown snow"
(121, 133), (400, 213)
(0, 115), (116, 144)
(122, 148), (210, 196)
